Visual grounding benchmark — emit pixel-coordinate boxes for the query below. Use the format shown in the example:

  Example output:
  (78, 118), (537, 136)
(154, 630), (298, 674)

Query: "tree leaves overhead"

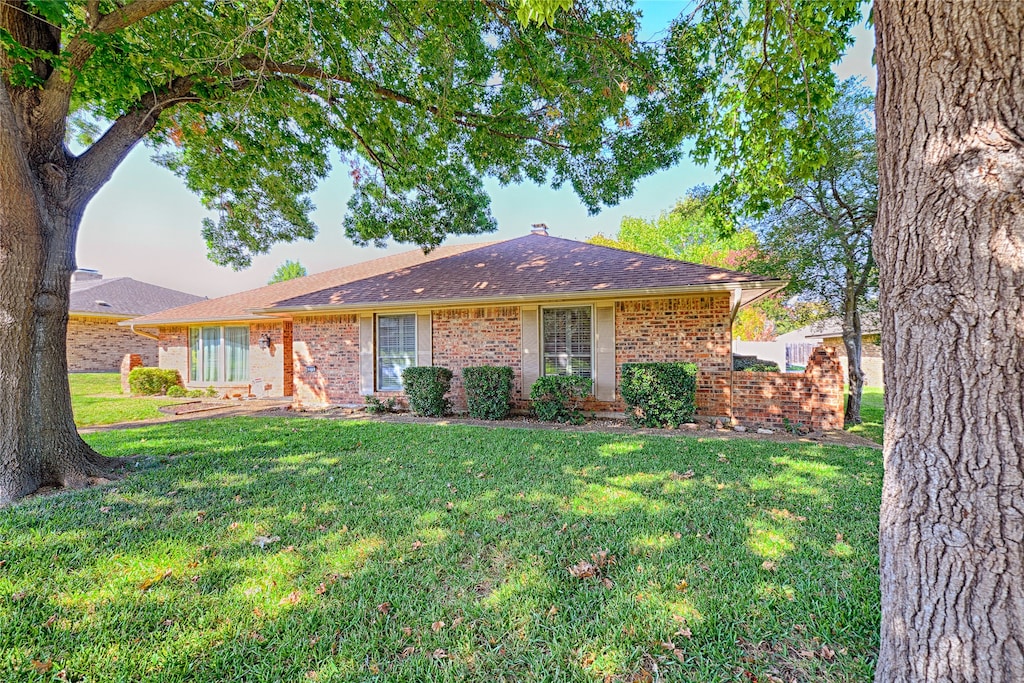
(673, 0), (864, 214)
(23, 0), (708, 268)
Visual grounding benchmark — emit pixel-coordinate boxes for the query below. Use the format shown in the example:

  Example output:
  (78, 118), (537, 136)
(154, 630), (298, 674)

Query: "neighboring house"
(128, 229), (846, 429)
(68, 270), (204, 372)
(802, 313), (883, 387)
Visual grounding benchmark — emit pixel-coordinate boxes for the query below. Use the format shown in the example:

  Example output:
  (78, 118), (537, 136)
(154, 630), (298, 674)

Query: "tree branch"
(232, 54), (569, 150)
(70, 75), (196, 207)
(39, 0), (183, 122)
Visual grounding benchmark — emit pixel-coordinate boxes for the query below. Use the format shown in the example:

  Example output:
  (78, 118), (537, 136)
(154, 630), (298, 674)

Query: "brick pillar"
(120, 353), (143, 395)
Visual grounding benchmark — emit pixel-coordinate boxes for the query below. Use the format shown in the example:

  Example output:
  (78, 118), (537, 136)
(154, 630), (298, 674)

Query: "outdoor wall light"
(258, 333), (273, 350)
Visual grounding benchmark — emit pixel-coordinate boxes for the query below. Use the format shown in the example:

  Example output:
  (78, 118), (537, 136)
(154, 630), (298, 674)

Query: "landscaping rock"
(757, 428), (774, 435)
(714, 419), (724, 430)
(733, 425), (747, 433)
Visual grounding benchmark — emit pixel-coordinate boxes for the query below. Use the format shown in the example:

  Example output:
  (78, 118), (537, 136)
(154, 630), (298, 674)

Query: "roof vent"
(530, 223), (549, 236)
(95, 300), (111, 307)
(72, 269), (102, 282)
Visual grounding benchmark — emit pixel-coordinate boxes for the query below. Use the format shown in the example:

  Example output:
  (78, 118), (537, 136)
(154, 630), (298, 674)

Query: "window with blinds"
(189, 325), (249, 383)
(377, 314), (416, 391)
(542, 306), (593, 377)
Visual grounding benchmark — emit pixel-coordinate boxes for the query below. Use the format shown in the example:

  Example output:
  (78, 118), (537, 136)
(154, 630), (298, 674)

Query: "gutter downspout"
(129, 324), (159, 341)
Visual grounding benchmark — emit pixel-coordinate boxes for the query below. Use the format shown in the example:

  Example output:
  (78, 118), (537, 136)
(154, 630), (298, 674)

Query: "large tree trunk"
(874, 2), (1024, 680)
(0, 22), (123, 504)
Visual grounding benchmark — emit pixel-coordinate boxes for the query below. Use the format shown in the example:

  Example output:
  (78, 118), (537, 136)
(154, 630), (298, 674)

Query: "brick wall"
(719, 346), (844, 431)
(158, 326), (189, 381)
(67, 315), (158, 372)
(605, 294), (733, 414)
(292, 314), (360, 405)
(824, 335), (884, 388)
(249, 322), (291, 397)
(431, 306), (522, 411)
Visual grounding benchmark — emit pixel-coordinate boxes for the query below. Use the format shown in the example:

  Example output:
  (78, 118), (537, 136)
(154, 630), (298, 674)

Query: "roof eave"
(251, 280), (789, 316)
(117, 314), (278, 327)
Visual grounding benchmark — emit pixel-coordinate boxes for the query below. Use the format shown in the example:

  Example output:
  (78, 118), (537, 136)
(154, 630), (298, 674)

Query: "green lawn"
(846, 387), (884, 445)
(70, 373), (183, 427)
(1, 419), (881, 681)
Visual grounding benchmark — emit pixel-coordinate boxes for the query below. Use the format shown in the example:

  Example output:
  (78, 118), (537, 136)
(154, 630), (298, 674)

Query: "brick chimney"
(71, 269), (102, 282)
(530, 223), (548, 236)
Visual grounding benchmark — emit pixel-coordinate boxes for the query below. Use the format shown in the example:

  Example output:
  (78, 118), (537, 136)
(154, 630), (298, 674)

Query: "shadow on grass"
(0, 419), (881, 682)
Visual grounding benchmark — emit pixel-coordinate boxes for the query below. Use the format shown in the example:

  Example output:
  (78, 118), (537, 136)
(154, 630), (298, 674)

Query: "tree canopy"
(267, 259), (307, 285)
(0, 0), (703, 268)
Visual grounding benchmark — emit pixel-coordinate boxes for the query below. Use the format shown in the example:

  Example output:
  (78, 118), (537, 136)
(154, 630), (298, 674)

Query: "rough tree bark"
(0, 2), (179, 504)
(874, 2), (1024, 681)
(841, 305), (864, 425)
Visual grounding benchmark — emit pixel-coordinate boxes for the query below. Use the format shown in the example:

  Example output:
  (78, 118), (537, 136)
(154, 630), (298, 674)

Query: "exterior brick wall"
(249, 322), (291, 397)
(67, 315), (158, 372)
(717, 346), (844, 431)
(602, 294), (734, 414)
(824, 335), (884, 388)
(292, 314), (361, 405)
(158, 326), (189, 382)
(431, 306), (522, 411)
(119, 353), (143, 394)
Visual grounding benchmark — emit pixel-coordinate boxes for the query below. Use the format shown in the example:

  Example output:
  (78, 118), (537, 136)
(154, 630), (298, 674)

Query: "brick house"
(67, 270), (204, 372)
(129, 230), (845, 429)
(802, 313), (883, 388)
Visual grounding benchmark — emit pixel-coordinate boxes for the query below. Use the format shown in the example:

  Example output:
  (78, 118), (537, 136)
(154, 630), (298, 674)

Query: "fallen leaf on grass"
(279, 591), (302, 606)
(820, 645), (836, 661)
(139, 569), (173, 592)
(315, 583), (327, 596)
(399, 646), (416, 659)
(11, 591), (26, 602)
(432, 648), (448, 660)
(568, 560), (597, 579)
(401, 626), (413, 636)
(431, 620), (445, 632)
(99, 506), (111, 514)
(377, 602), (391, 614)
(760, 561), (778, 572)
(670, 470), (695, 480)
(30, 660), (52, 674)
(411, 540), (424, 551)
(42, 614), (57, 628)
(228, 522), (241, 531)
(675, 580), (689, 591)
(252, 535), (280, 549)
(601, 578), (614, 589)
(445, 501), (454, 511)
(451, 617), (463, 628)
(495, 514), (509, 524)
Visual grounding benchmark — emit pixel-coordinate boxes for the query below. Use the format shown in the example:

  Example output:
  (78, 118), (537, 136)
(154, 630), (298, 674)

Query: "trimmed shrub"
(733, 354), (780, 372)
(186, 389), (205, 398)
(620, 362), (698, 428)
(463, 366), (514, 420)
(530, 375), (592, 425)
(401, 366), (453, 417)
(128, 367), (182, 396)
(365, 395), (397, 414)
(166, 385), (187, 398)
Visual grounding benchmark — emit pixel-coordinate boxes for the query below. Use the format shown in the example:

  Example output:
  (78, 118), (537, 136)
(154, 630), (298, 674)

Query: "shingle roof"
(268, 234), (780, 311)
(127, 242), (494, 325)
(70, 278), (204, 317)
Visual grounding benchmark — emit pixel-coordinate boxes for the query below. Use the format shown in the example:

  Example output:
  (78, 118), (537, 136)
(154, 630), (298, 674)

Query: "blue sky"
(76, 2), (875, 298)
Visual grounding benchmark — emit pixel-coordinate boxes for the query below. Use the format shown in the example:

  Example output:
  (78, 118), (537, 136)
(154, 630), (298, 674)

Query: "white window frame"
(541, 305), (594, 378)
(376, 313), (417, 391)
(189, 325), (249, 384)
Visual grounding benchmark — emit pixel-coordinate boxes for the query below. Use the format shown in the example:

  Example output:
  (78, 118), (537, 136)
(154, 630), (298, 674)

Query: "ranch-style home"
(126, 228), (845, 429)
(68, 269), (204, 372)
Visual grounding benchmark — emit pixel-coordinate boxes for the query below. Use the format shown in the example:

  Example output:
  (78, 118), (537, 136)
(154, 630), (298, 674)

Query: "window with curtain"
(189, 325), (250, 383)
(542, 306), (593, 377)
(377, 314), (416, 391)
